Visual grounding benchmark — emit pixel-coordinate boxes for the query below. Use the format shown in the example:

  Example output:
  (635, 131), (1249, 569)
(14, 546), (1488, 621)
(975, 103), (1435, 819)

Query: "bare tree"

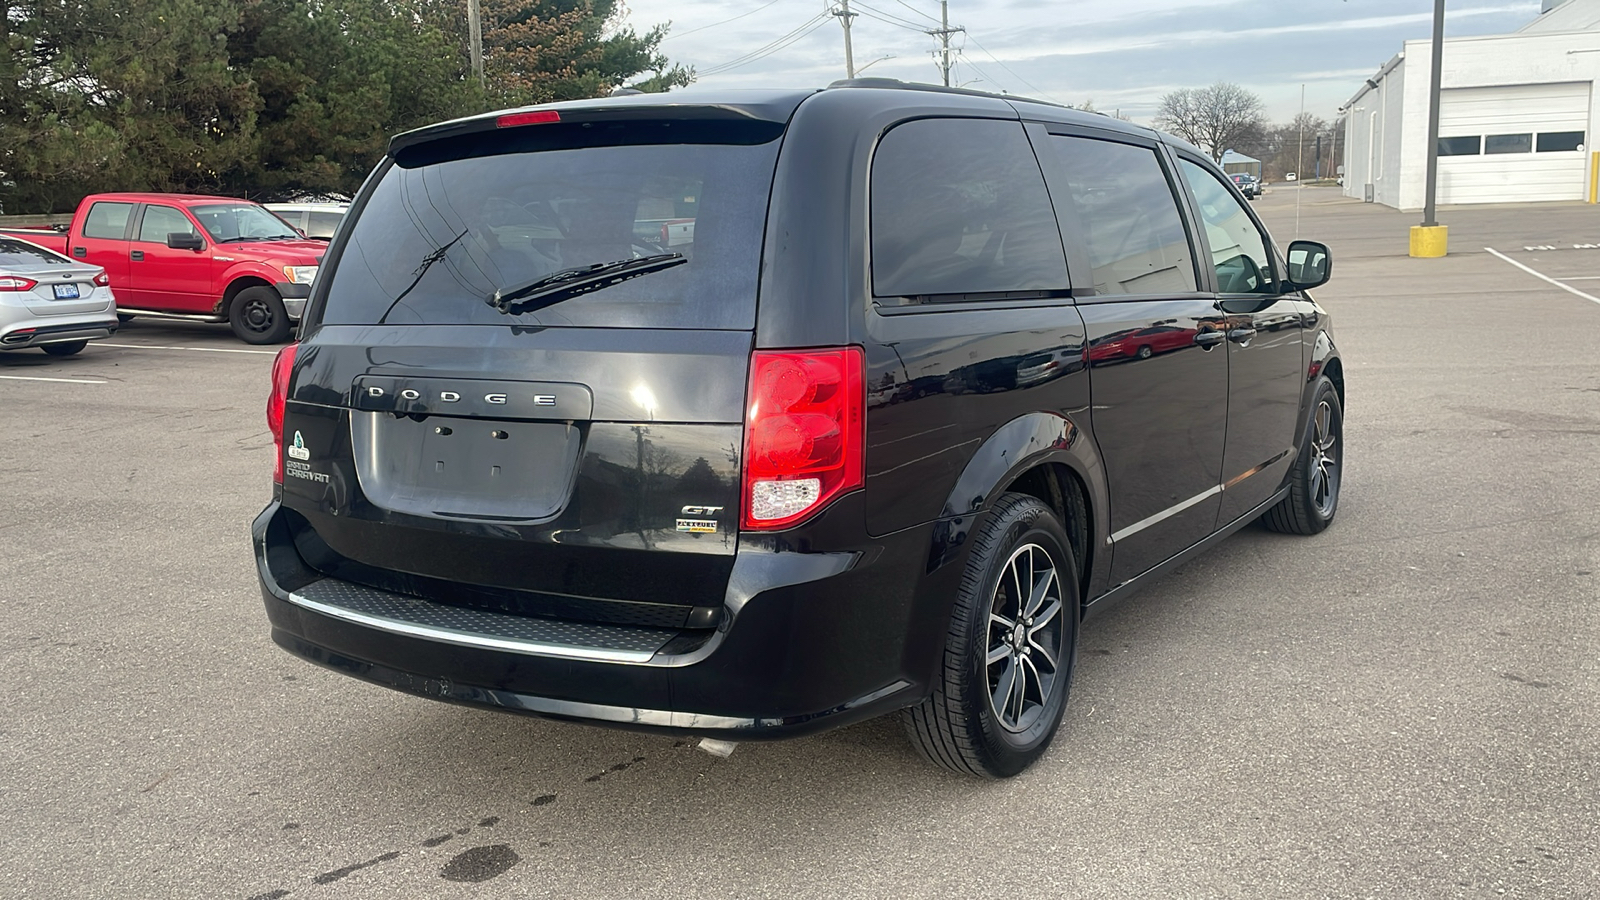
(1153, 82), (1267, 162)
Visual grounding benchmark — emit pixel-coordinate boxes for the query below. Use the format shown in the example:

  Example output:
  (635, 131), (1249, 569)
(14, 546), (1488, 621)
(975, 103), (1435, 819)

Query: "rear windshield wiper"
(487, 253), (686, 316)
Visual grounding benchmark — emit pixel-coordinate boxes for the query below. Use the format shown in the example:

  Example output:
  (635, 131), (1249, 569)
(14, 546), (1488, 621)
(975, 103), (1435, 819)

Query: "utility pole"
(927, 1), (964, 87)
(467, 0), (485, 86)
(832, 1), (857, 79)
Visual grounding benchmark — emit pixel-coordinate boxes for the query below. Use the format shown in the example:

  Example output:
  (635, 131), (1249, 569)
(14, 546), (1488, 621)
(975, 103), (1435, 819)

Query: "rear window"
(0, 238), (69, 267)
(320, 125), (782, 330)
(83, 202), (134, 240)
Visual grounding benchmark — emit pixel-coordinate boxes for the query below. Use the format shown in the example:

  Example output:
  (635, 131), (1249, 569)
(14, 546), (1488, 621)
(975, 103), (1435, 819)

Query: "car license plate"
(52, 283), (81, 300)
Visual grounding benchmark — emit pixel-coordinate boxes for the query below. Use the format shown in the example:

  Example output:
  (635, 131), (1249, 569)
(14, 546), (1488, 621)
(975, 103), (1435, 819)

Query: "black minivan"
(254, 81), (1342, 778)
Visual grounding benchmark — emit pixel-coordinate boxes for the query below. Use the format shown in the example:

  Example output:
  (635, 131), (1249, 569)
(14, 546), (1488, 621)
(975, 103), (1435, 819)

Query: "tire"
(1262, 378), (1343, 535)
(40, 340), (87, 357)
(116, 313), (135, 323)
(229, 286), (291, 345)
(1135, 344), (1154, 360)
(903, 493), (1080, 778)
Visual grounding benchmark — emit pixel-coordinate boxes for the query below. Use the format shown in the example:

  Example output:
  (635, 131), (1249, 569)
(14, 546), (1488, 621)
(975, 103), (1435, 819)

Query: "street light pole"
(1422, 0), (1445, 227)
(1412, 0), (1449, 257)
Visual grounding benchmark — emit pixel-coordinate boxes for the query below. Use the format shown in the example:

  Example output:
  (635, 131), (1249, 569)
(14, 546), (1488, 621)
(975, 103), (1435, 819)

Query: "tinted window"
(1537, 131), (1585, 152)
(1438, 136), (1481, 156)
(1049, 136), (1196, 296)
(1179, 159), (1276, 295)
(1484, 133), (1532, 155)
(137, 205), (199, 243)
(83, 202), (134, 240)
(0, 238), (69, 267)
(321, 136), (778, 329)
(871, 119), (1067, 299)
(307, 211), (344, 238)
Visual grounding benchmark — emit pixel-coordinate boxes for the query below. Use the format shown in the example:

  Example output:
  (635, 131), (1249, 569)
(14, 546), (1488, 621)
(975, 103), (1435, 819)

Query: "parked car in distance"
(1229, 171), (1261, 200)
(0, 237), (118, 355)
(254, 80), (1343, 779)
(0, 193), (328, 344)
(264, 202), (349, 240)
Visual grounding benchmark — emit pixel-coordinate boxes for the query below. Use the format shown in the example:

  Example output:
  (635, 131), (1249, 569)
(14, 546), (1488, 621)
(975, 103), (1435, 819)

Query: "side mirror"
(167, 232), (205, 251)
(1285, 240), (1331, 291)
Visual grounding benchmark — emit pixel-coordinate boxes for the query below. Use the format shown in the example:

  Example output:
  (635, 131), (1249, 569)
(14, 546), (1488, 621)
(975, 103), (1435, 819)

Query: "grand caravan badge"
(286, 431), (311, 461)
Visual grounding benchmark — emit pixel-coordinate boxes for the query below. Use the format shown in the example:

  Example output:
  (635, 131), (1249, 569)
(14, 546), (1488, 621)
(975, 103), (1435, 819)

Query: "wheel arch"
(215, 274), (276, 315)
(928, 412), (1110, 610)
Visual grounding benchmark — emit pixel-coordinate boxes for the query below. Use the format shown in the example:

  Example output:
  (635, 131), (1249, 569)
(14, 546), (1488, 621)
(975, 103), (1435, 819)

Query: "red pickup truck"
(1, 193), (326, 343)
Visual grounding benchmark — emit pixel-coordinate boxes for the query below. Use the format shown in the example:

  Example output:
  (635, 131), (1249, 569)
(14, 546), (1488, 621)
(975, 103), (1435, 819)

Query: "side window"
(871, 118), (1068, 299)
(1048, 136), (1197, 296)
(82, 202), (135, 240)
(307, 211), (344, 238)
(137, 205), (200, 244)
(1178, 159), (1276, 295)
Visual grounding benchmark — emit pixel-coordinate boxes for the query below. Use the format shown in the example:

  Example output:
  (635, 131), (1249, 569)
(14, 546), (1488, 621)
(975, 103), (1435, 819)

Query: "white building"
(1341, 0), (1600, 208)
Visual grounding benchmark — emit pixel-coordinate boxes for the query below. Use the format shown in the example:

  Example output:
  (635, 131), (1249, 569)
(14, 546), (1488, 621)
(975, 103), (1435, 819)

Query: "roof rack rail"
(824, 77), (1070, 110)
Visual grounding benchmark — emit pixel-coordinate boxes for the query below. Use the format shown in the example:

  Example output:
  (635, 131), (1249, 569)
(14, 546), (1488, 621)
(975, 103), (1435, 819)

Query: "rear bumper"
(253, 499), (943, 739)
(0, 316), (118, 349)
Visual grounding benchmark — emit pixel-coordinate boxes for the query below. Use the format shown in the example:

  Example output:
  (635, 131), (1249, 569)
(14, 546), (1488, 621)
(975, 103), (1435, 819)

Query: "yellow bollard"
(1590, 151), (1599, 204)
(1410, 225), (1448, 258)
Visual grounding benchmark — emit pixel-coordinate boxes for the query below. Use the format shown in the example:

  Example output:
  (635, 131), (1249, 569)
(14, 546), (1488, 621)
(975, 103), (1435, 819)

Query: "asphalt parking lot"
(3, 188), (1597, 898)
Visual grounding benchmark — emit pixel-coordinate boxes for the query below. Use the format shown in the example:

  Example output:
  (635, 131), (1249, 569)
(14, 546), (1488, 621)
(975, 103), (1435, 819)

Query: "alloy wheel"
(986, 543), (1066, 734)
(1310, 399), (1340, 516)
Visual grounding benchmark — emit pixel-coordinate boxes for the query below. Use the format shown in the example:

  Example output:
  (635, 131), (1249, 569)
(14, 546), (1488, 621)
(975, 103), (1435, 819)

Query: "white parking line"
(1485, 247), (1600, 307)
(0, 374), (107, 384)
(97, 342), (277, 356)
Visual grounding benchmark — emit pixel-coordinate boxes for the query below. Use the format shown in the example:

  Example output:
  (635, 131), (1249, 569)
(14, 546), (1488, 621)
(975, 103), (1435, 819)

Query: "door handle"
(131, 250), (145, 261)
(73, 247), (87, 258)
(1194, 331), (1226, 348)
(1227, 327), (1257, 344)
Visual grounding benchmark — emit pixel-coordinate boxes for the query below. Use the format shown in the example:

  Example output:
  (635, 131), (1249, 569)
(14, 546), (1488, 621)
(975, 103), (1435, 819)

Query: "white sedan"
(0, 237), (119, 356)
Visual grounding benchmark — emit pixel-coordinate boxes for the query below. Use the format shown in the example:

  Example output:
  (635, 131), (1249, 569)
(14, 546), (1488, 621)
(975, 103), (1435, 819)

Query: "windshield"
(319, 132), (780, 329)
(191, 204), (301, 242)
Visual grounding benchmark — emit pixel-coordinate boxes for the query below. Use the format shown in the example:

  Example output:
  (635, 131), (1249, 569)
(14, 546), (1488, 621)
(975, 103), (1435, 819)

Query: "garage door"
(1436, 82), (1590, 204)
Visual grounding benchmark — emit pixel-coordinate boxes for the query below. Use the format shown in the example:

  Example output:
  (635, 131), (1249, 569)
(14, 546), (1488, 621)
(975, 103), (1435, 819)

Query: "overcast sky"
(620, 0), (1546, 123)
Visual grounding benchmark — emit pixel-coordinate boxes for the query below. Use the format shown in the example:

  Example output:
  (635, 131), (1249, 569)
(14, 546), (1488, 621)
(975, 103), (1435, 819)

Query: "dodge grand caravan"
(253, 81), (1343, 778)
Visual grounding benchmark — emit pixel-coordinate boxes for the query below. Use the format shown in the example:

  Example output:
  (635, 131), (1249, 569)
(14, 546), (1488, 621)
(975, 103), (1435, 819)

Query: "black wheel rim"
(1310, 399), (1341, 516)
(242, 298), (275, 332)
(986, 543), (1066, 734)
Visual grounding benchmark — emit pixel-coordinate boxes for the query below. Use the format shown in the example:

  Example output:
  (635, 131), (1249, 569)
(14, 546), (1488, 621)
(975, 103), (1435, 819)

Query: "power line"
(851, 6), (925, 32)
(664, 0), (786, 42)
(964, 33), (1057, 102)
(894, 0), (940, 24)
(852, 1), (930, 31)
(700, 13), (831, 77)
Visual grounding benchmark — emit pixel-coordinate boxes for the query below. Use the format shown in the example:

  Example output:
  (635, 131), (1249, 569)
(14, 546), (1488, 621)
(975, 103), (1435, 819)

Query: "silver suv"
(0, 237), (118, 356)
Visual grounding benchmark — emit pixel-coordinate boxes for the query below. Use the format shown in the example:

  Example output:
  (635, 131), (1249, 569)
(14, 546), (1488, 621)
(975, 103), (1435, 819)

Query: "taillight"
(742, 347), (864, 530)
(93, 272), (111, 287)
(0, 276), (38, 291)
(268, 343), (299, 484)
